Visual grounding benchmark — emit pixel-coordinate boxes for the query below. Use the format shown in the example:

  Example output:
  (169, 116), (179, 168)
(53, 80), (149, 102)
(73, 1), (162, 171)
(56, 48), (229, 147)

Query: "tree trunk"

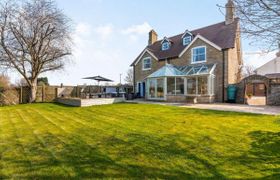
(29, 81), (37, 103)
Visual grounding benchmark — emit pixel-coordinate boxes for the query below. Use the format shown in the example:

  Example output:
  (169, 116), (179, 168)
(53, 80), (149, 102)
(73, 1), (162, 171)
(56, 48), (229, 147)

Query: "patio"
(127, 99), (280, 115)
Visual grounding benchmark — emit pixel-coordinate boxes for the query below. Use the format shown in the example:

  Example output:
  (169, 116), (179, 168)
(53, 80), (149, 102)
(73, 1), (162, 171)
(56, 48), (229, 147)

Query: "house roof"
(265, 73), (280, 79)
(146, 63), (216, 78)
(131, 19), (239, 66)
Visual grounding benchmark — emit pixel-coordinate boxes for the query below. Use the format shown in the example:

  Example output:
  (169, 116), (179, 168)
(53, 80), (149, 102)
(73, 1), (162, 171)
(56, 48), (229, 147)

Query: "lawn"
(0, 103), (279, 179)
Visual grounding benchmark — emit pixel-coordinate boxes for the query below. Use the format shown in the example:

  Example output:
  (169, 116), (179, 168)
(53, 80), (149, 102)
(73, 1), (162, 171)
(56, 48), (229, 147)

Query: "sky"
(6, 0), (279, 85)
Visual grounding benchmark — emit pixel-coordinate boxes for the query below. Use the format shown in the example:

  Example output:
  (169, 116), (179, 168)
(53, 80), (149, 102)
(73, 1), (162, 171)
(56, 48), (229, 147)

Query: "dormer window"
(182, 30), (193, 46)
(161, 37), (171, 51)
(183, 36), (192, 46)
(162, 42), (170, 51)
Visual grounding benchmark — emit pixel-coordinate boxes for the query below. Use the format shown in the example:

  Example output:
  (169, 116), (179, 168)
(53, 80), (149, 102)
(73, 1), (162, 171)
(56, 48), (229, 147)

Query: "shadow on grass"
(1, 129), (227, 179)
(1, 127), (279, 179)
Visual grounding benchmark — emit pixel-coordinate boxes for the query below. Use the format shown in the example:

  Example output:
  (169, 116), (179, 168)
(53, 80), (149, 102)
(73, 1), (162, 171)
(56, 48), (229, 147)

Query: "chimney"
(225, 0), (235, 25)
(148, 30), (158, 45)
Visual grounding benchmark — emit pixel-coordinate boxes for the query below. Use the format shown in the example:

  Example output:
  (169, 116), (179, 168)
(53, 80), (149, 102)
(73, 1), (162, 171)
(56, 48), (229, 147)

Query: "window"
(167, 77), (185, 95)
(162, 42), (170, 51)
(192, 46), (206, 63)
(167, 78), (175, 95)
(149, 79), (156, 98)
(197, 77), (208, 95)
(157, 79), (164, 98)
(183, 36), (192, 46)
(176, 78), (184, 95)
(187, 77), (196, 95)
(148, 78), (165, 99)
(143, 57), (151, 70)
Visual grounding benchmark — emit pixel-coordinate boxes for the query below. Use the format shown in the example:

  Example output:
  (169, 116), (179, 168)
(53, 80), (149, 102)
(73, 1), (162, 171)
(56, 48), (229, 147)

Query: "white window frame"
(183, 36), (192, 46)
(147, 78), (166, 100)
(191, 46), (207, 64)
(142, 57), (151, 70)
(186, 75), (214, 96)
(166, 77), (185, 96)
(162, 42), (170, 51)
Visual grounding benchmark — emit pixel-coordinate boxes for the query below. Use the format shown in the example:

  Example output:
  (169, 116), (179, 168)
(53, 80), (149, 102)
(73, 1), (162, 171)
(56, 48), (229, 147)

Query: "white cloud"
(75, 22), (91, 36)
(94, 24), (114, 40)
(121, 22), (152, 42)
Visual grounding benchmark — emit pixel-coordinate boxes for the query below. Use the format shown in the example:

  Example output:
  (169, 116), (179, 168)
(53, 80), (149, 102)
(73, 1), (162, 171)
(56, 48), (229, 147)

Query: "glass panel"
(167, 78), (175, 95)
(199, 66), (208, 74)
(183, 36), (191, 45)
(157, 78), (164, 98)
(192, 47), (206, 62)
(143, 58), (151, 69)
(198, 76), (208, 95)
(162, 42), (170, 50)
(149, 79), (156, 98)
(187, 77), (196, 94)
(176, 77), (184, 95)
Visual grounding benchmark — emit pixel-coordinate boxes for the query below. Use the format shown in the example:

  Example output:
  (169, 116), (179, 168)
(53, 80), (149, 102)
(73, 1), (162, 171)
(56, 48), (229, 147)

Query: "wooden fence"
(19, 85), (78, 104)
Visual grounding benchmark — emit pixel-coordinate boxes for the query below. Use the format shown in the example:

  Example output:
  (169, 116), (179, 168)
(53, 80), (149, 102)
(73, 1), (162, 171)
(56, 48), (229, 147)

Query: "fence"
(1, 84), (133, 105)
(18, 85), (78, 104)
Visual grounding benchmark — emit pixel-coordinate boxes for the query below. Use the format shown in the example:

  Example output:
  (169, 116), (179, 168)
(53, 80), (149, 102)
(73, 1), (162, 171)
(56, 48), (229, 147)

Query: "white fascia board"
(133, 49), (158, 66)
(179, 34), (222, 58)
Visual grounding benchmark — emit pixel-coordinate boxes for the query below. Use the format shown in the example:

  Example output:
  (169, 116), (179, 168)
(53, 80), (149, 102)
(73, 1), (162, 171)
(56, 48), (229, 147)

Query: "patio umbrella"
(82, 75), (113, 95)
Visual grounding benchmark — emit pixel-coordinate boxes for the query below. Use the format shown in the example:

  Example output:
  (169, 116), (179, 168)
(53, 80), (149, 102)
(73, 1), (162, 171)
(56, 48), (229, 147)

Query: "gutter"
(133, 65), (136, 94)
(222, 49), (225, 102)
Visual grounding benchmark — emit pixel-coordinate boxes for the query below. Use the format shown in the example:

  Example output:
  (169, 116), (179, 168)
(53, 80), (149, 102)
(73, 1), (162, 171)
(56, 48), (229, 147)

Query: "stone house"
(130, 0), (243, 103)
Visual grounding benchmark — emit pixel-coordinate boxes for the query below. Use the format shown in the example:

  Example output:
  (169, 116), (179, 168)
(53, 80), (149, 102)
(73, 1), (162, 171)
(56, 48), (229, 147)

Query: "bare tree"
(233, 0), (280, 49)
(0, 0), (72, 102)
(124, 68), (133, 85)
(242, 64), (256, 77)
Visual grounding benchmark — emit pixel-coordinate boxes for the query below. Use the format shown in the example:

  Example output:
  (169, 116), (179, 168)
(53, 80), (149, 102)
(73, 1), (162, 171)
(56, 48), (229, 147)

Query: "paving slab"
(126, 100), (280, 115)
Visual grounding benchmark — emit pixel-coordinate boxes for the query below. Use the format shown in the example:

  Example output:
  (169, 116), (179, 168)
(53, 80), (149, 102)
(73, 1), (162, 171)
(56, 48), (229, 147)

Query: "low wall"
(56, 97), (125, 107)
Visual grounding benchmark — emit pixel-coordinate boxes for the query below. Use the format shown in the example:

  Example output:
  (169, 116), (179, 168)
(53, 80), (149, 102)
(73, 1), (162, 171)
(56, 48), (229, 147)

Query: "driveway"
(126, 100), (280, 115)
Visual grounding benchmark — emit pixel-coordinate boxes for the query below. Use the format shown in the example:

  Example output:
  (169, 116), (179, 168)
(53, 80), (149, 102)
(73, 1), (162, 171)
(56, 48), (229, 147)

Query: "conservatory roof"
(147, 64), (184, 78)
(147, 64), (216, 78)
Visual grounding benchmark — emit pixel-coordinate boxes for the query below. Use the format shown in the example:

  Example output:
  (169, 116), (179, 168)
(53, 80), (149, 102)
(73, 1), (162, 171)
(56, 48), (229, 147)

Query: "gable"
(179, 34), (222, 58)
(132, 49), (158, 66)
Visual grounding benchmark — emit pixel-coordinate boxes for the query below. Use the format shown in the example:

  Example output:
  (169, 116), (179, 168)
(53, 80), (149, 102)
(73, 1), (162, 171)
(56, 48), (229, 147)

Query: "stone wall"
(133, 37), (242, 103)
(56, 97), (125, 107)
(267, 85), (280, 105)
(165, 95), (215, 103)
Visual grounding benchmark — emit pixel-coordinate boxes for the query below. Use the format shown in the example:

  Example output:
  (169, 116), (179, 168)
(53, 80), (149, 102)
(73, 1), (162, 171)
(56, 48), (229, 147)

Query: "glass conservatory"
(146, 64), (216, 100)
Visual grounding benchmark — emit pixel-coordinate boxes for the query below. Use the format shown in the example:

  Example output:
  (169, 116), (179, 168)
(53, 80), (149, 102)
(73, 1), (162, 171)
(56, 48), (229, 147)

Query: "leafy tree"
(37, 77), (49, 86)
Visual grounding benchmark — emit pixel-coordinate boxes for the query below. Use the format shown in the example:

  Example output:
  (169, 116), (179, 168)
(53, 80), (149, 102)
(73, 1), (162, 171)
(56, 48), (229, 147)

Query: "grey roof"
(147, 64), (216, 78)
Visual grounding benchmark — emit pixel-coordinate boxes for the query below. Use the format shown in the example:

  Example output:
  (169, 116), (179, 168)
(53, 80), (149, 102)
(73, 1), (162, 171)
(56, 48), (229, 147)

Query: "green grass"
(0, 103), (279, 179)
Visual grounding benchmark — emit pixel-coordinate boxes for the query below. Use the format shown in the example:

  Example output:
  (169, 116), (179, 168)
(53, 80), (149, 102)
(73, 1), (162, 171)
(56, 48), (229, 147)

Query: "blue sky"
(9, 0), (277, 85)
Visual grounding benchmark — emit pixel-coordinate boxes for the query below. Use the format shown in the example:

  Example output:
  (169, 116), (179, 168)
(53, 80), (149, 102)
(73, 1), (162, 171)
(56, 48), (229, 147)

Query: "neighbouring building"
(130, 0), (242, 103)
(255, 48), (280, 76)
